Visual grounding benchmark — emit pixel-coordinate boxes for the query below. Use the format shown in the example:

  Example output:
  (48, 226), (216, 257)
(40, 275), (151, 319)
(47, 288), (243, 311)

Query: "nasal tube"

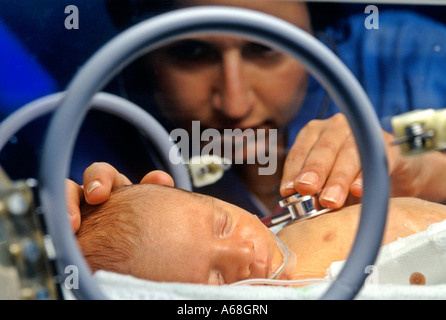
(229, 277), (330, 287)
(268, 236), (294, 279)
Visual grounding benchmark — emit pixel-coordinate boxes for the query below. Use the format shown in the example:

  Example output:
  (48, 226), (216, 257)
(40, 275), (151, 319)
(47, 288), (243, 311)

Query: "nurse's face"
(132, 184), (285, 285)
(145, 0), (311, 137)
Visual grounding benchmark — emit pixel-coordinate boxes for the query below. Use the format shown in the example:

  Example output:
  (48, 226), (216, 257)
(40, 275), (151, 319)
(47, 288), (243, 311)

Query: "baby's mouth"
(245, 232), (286, 280)
(245, 239), (271, 280)
(250, 255), (270, 280)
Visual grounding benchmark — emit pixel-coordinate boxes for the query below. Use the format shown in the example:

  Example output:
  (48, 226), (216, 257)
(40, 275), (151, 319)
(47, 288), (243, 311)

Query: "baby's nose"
(218, 240), (257, 283)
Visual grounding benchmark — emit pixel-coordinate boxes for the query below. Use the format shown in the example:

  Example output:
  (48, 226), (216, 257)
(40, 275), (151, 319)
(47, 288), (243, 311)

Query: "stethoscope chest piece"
(279, 193), (331, 222)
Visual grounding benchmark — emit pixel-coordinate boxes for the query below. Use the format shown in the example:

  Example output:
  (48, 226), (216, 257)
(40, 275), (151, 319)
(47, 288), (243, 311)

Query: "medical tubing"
(39, 6), (389, 300)
(229, 277), (330, 287)
(0, 92), (192, 191)
(269, 236), (290, 279)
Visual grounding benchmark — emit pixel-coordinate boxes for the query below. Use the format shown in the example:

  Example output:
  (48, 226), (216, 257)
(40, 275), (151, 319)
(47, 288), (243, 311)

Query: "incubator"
(1, 0), (446, 300)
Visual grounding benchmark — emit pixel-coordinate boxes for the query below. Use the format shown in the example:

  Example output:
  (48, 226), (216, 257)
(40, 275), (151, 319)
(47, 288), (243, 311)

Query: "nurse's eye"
(242, 42), (283, 62)
(163, 40), (218, 64)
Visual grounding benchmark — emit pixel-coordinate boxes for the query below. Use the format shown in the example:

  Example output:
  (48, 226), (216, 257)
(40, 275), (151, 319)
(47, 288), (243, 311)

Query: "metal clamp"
(0, 178), (59, 299)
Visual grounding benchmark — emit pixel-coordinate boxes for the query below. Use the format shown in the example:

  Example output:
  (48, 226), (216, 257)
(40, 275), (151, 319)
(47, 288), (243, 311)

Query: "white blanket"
(93, 271), (446, 300)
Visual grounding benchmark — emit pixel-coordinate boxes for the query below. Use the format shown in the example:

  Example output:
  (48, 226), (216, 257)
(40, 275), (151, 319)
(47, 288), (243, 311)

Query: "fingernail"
(352, 177), (363, 188)
(297, 172), (318, 187)
(280, 181), (295, 192)
(321, 185), (342, 205)
(86, 180), (102, 196)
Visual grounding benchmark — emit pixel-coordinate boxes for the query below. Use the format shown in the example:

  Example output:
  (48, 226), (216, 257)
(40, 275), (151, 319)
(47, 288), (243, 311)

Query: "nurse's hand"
(66, 162), (174, 233)
(279, 114), (361, 209)
(280, 113), (446, 209)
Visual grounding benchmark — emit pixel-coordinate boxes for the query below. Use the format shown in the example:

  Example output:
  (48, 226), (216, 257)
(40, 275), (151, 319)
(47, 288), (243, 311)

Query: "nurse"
(66, 0), (446, 232)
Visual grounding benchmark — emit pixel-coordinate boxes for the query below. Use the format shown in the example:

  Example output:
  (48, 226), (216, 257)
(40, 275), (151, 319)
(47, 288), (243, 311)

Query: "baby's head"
(77, 183), (286, 285)
(76, 185), (146, 275)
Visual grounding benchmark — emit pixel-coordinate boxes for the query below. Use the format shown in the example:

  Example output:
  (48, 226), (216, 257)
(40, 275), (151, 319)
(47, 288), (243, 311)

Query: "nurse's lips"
(203, 118), (275, 133)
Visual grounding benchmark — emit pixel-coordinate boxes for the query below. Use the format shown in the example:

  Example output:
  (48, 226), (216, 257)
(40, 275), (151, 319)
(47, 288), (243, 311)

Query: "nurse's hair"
(76, 185), (145, 275)
(105, 0), (178, 30)
(104, 0), (338, 32)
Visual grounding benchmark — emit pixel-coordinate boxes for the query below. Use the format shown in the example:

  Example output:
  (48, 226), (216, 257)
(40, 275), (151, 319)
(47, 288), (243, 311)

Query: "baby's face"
(129, 184), (285, 285)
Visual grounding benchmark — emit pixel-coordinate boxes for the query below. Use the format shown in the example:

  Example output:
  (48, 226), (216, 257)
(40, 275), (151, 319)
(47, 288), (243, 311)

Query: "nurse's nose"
(212, 50), (254, 121)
